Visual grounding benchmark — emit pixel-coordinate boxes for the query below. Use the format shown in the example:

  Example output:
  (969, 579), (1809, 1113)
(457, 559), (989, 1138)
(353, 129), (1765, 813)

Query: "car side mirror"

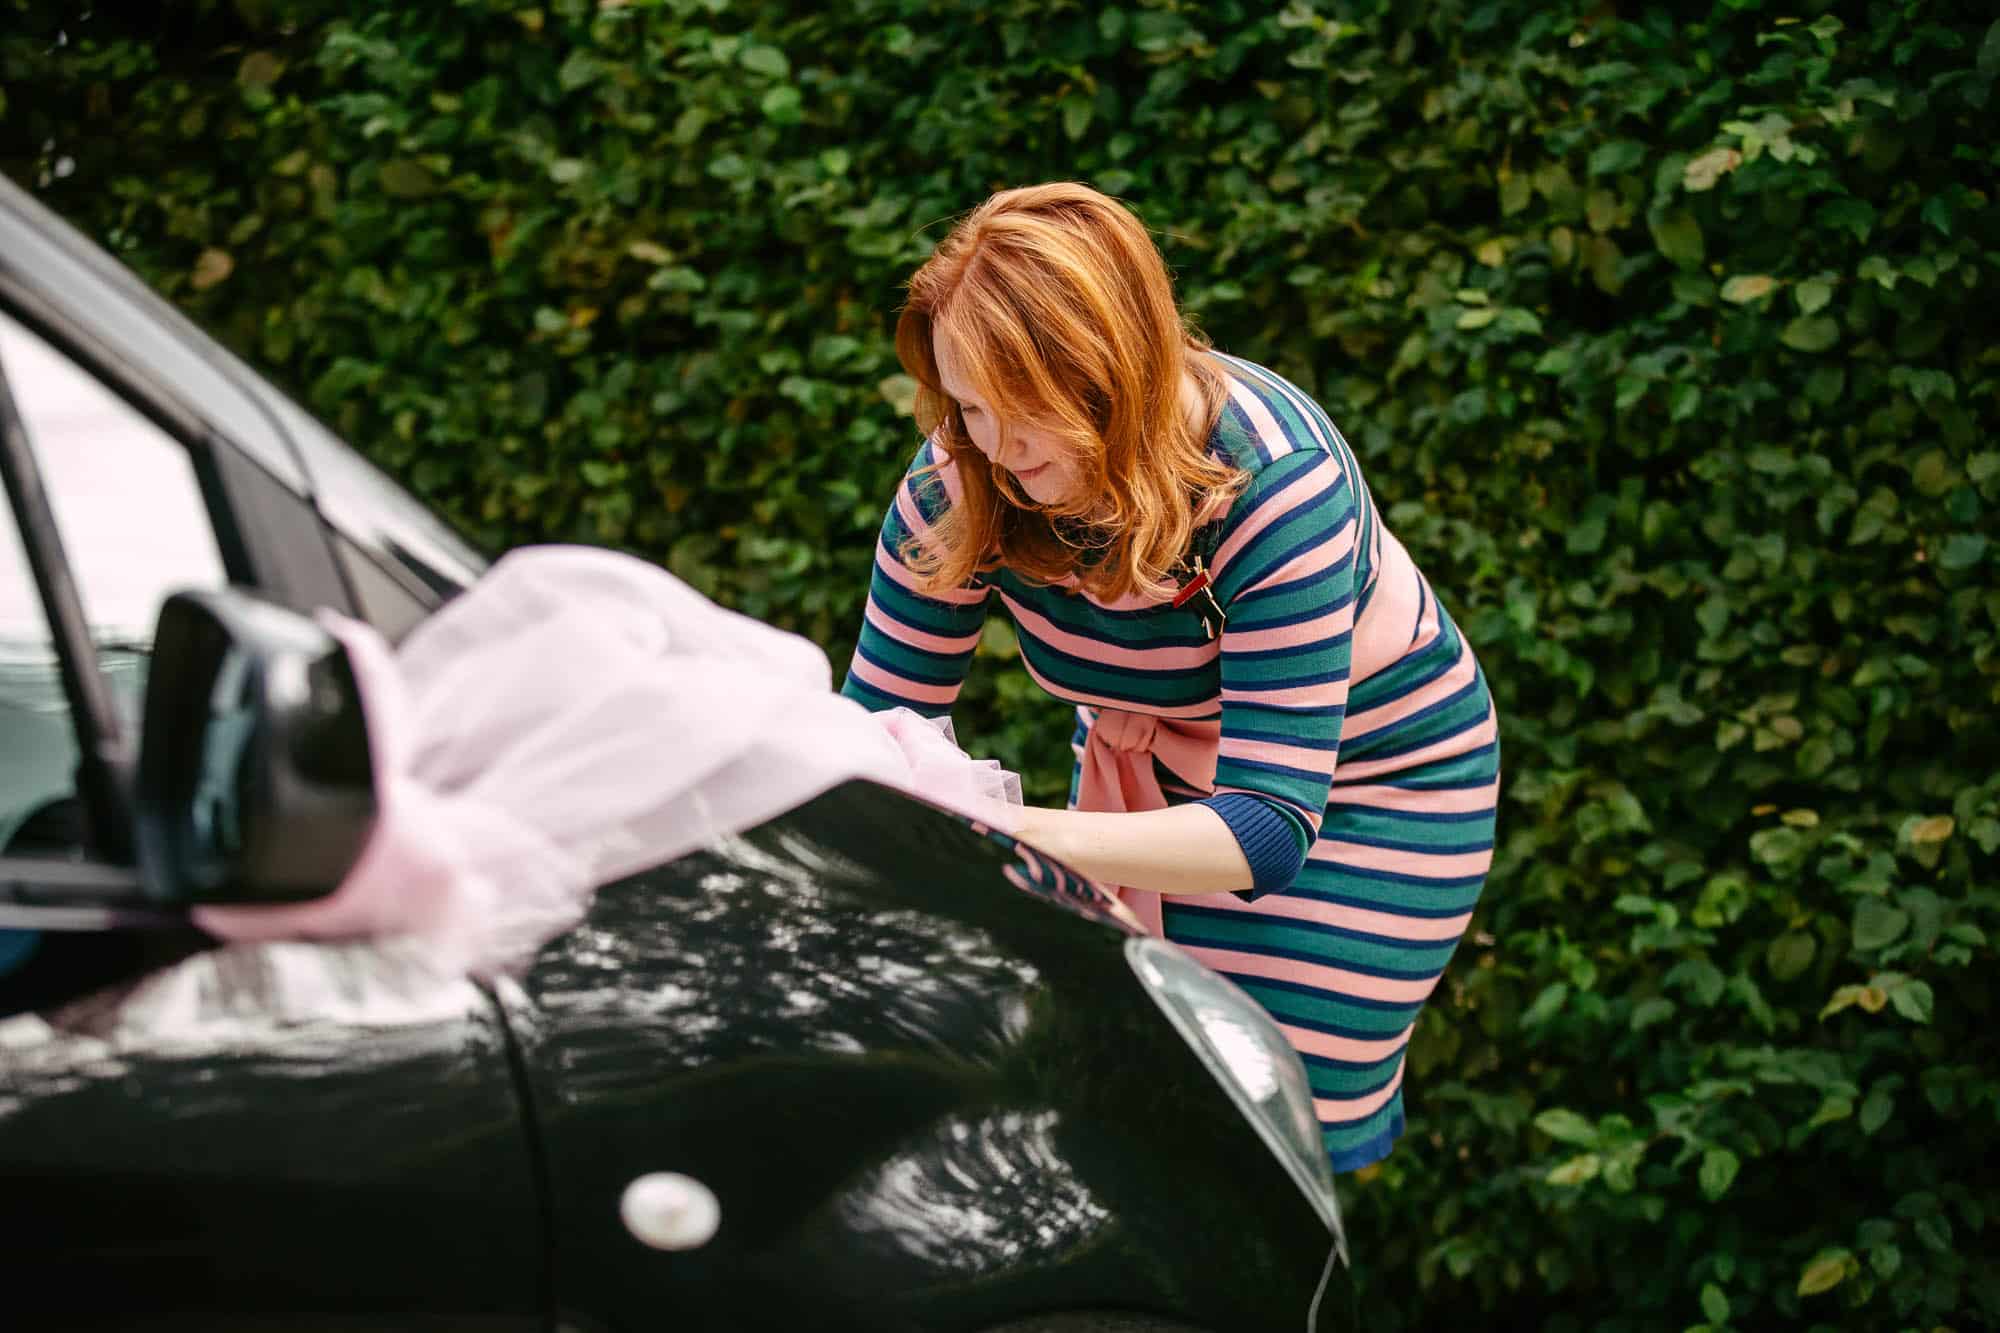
(133, 589), (376, 906)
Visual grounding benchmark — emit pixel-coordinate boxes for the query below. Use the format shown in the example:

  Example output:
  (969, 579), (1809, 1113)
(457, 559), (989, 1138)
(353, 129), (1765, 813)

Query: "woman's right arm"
(838, 440), (991, 717)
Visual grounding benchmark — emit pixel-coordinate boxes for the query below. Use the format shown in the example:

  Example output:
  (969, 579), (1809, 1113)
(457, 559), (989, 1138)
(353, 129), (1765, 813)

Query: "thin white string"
(1306, 1234), (1342, 1332)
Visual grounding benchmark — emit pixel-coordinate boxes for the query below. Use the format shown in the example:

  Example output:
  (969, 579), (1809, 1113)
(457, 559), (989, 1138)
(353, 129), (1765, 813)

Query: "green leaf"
(1455, 306), (1498, 330)
(1980, 19), (2000, 80)
(1699, 1146), (1740, 1200)
(1700, 1283), (1730, 1325)
(379, 159), (440, 197)
(1860, 1081), (1896, 1135)
(1588, 140), (1645, 176)
(1794, 277), (1834, 314)
(1887, 978), (1933, 1024)
(1766, 931), (1816, 981)
(1648, 210), (1704, 269)
(1534, 1108), (1599, 1146)
(1522, 982), (1570, 1026)
(760, 86), (803, 124)
(1721, 274), (1776, 303)
(739, 44), (791, 79)
(1545, 1153), (1600, 1187)
(1797, 1248), (1853, 1297)
(1780, 316), (1840, 353)
(1061, 95), (1093, 141)
(1939, 534), (1988, 570)
(1852, 898), (1909, 951)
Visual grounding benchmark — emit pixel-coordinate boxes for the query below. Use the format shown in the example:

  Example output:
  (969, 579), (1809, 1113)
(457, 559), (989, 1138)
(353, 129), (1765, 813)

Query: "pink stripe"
(1282, 1020), (1414, 1065)
(1017, 656), (1218, 718)
(1328, 778), (1500, 814)
(1221, 681), (1349, 709)
(1331, 710), (1498, 781)
(1224, 605), (1352, 655)
(1314, 1058), (1406, 1121)
(1310, 838), (1493, 879)
(1001, 593), (1218, 671)
(871, 538), (987, 605)
(1217, 736), (1339, 775)
(863, 601), (979, 655)
(1212, 456), (1339, 573)
(845, 653), (959, 707)
(1178, 944), (1439, 1005)
(1343, 644), (1479, 741)
(1226, 377), (1296, 463)
(1189, 880), (1471, 942)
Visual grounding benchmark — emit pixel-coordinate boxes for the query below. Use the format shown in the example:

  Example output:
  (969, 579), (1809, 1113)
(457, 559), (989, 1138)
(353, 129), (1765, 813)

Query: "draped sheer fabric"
(194, 545), (1023, 976)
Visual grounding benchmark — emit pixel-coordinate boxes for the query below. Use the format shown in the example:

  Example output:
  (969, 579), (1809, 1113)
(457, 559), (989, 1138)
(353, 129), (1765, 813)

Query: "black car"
(0, 171), (1347, 1332)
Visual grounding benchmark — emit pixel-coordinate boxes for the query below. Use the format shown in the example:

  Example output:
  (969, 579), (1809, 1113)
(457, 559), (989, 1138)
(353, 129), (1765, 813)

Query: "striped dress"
(840, 353), (1499, 1172)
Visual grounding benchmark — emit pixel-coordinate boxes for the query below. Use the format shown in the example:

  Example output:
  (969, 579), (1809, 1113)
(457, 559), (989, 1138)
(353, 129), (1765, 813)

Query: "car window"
(0, 310), (227, 852)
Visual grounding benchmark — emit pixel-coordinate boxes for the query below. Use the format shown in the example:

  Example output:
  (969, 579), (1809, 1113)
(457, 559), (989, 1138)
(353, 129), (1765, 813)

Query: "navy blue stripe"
(1319, 829), (1495, 856)
(1168, 930), (1447, 981)
(1337, 740), (1501, 788)
(1283, 887), (1477, 921)
(1347, 634), (1464, 709)
(1300, 1048), (1410, 1077)
(1298, 861), (1490, 890)
(1341, 704), (1493, 764)
(1323, 803), (1495, 824)
(853, 641), (964, 688)
(1224, 667), (1351, 691)
(1357, 674), (1488, 739)
(1222, 631), (1352, 666)
(1222, 971), (1418, 1014)
(1171, 904), (1466, 955)
(1229, 725), (1344, 751)
(1225, 593), (1354, 633)
(1214, 757), (1339, 787)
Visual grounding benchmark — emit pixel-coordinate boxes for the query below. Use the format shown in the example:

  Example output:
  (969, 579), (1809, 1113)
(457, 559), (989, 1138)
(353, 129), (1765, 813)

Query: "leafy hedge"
(5, 0), (1998, 1328)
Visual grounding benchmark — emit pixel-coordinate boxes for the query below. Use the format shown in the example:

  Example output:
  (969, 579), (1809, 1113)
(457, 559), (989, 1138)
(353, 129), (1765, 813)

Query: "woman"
(840, 182), (1498, 1173)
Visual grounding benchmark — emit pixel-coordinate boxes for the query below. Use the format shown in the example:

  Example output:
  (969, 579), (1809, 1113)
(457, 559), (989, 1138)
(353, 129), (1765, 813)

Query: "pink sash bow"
(1072, 706), (1222, 935)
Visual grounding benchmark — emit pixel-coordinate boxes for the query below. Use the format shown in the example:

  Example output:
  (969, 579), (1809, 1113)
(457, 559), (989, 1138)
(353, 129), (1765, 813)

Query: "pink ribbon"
(1072, 706), (1222, 935)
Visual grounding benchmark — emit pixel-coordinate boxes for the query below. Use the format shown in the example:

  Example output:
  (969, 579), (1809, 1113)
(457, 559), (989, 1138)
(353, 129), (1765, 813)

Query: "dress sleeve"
(1195, 449), (1358, 898)
(838, 439), (992, 718)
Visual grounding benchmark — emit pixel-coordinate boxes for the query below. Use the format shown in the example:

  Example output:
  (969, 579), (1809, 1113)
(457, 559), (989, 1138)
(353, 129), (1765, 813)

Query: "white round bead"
(619, 1172), (721, 1251)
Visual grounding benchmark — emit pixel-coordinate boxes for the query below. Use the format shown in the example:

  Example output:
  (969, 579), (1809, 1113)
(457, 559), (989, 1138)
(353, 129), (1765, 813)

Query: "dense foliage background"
(5, 0), (1997, 1327)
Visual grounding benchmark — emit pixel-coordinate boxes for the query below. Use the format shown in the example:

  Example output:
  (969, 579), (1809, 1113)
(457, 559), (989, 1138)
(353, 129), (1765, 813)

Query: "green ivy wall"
(5, 0), (1997, 1328)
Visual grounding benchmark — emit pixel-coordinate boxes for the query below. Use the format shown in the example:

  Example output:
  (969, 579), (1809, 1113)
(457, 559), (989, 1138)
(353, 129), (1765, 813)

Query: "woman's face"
(932, 326), (1081, 507)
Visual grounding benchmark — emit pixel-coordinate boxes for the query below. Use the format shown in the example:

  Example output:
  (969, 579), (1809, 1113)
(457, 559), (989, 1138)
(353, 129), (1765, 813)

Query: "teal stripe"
(1170, 914), (1461, 975)
(1226, 978), (1418, 1037)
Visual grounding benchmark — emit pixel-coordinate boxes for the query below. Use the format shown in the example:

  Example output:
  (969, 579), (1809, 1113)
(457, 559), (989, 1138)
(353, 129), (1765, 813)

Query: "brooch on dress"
(1171, 554), (1227, 640)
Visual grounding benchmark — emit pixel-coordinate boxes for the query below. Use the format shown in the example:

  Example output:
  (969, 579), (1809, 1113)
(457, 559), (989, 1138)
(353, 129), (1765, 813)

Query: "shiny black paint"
(0, 948), (544, 1328)
(514, 781), (1339, 1333)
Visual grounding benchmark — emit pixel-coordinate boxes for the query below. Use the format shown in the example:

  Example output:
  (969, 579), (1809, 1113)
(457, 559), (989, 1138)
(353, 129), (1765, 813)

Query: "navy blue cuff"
(1201, 793), (1308, 899)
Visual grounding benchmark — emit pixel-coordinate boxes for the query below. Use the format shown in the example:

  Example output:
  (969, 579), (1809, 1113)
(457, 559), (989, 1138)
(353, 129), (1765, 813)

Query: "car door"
(0, 310), (546, 1329)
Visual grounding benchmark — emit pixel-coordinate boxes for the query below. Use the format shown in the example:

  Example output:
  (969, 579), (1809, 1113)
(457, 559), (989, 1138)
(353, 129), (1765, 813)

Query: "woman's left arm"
(1012, 802), (1254, 894)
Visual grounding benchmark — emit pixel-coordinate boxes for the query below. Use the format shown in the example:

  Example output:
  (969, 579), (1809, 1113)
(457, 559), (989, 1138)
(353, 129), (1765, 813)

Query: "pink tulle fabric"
(194, 545), (1023, 975)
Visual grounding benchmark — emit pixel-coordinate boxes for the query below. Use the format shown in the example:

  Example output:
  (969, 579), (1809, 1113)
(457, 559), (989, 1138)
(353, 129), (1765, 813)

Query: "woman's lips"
(1013, 463), (1050, 483)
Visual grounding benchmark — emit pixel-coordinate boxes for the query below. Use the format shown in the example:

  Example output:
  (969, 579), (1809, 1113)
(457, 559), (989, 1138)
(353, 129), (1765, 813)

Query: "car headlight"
(1125, 936), (1345, 1256)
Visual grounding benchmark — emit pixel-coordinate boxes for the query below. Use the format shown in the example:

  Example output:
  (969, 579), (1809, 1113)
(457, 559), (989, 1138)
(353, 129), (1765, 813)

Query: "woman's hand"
(1011, 803), (1254, 896)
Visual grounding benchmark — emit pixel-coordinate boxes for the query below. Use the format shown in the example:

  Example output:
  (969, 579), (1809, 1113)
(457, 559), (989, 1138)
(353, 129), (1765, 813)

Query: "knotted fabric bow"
(1072, 706), (1223, 936)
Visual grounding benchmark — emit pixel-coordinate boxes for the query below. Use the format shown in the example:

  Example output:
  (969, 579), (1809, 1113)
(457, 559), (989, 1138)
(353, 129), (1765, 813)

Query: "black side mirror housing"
(133, 589), (376, 906)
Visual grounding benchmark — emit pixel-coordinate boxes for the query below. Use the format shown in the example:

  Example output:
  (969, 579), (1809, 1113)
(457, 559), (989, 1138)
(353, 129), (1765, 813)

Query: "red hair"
(894, 182), (1244, 602)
